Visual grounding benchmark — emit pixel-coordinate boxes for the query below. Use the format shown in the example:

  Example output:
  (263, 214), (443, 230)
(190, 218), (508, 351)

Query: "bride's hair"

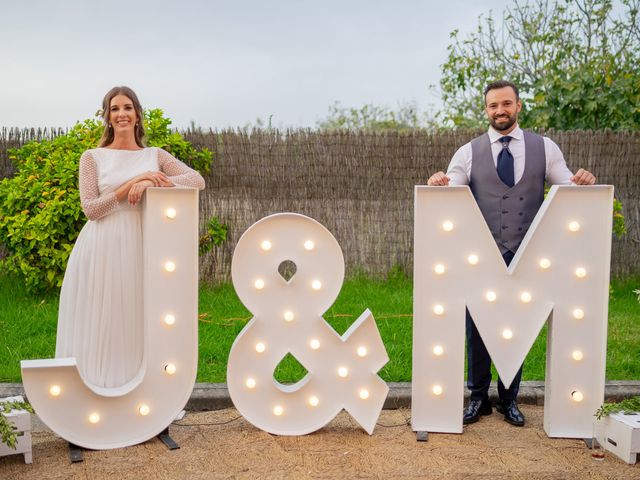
(98, 86), (146, 148)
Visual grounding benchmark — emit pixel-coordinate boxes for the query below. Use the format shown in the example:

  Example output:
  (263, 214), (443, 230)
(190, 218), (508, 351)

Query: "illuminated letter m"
(412, 185), (613, 438)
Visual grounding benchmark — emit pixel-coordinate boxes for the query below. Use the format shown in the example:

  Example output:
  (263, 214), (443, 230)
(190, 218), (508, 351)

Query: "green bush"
(144, 109), (213, 174)
(613, 198), (627, 238)
(0, 110), (213, 292)
(199, 216), (229, 256)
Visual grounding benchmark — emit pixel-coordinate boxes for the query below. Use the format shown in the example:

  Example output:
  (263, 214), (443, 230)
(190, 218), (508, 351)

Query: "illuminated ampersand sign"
(228, 213), (389, 435)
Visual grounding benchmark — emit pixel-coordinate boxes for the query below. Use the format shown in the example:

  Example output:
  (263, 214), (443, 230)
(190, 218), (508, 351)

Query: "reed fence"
(1, 128), (639, 280)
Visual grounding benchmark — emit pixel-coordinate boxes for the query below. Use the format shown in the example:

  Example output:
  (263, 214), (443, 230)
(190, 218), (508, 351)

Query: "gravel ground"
(0, 405), (637, 479)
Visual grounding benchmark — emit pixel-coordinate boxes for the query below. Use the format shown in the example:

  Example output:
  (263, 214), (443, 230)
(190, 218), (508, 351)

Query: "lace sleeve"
(79, 151), (119, 221)
(157, 148), (206, 190)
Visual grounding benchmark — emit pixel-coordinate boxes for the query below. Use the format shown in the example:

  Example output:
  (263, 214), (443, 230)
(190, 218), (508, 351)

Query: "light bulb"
(432, 385), (443, 396)
(486, 291), (497, 302)
(539, 258), (551, 269)
(442, 220), (454, 232)
(165, 208), (177, 219)
(520, 292), (532, 303)
(164, 314), (176, 326)
(568, 221), (580, 232)
(357, 346), (368, 357)
(434, 264), (446, 274)
(573, 308), (585, 320)
(49, 385), (61, 397)
(255, 342), (266, 353)
(502, 329), (513, 340)
(164, 261), (176, 273)
(467, 254), (479, 265)
(359, 389), (370, 400)
(311, 280), (322, 290)
(308, 396), (319, 407)
(310, 339), (320, 350)
(572, 350), (584, 361)
(261, 240), (272, 251)
(283, 311), (294, 322)
(89, 413), (100, 424)
(433, 304), (445, 315)
(571, 390), (584, 402)
(245, 378), (256, 389)
(338, 367), (349, 378)
(304, 240), (315, 251)
(575, 267), (586, 278)
(139, 404), (150, 416)
(433, 345), (444, 356)
(254, 279), (265, 290)
(164, 363), (176, 375)
(273, 405), (284, 416)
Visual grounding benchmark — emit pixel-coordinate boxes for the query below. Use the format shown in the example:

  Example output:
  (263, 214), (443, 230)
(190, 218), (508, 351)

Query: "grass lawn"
(1, 272), (638, 383)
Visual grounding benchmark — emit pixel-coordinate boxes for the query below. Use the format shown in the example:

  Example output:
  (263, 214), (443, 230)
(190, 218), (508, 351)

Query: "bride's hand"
(159, 177), (175, 187)
(128, 179), (154, 205)
(135, 171), (173, 187)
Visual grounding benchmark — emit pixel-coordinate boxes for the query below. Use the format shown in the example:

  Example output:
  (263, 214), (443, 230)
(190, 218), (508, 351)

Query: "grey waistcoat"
(469, 131), (546, 254)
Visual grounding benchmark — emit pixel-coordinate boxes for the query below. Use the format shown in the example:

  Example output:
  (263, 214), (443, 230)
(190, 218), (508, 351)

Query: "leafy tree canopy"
(317, 101), (431, 131)
(438, 0), (640, 130)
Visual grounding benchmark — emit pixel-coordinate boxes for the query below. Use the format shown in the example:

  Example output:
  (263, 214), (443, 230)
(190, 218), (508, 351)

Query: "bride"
(55, 86), (205, 388)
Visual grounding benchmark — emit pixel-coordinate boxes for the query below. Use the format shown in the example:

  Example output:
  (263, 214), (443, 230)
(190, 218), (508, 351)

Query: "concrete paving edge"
(1, 381), (639, 411)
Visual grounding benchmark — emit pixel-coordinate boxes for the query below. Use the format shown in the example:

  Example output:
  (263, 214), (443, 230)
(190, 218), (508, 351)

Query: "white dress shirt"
(445, 125), (574, 186)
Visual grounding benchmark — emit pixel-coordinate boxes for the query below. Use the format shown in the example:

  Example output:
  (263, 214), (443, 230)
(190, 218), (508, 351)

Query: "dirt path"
(1, 406), (637, 479)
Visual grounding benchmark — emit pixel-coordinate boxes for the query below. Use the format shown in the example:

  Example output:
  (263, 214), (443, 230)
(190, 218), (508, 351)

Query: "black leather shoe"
(496, 400), (525, 426)
(463, 398), (492, 424)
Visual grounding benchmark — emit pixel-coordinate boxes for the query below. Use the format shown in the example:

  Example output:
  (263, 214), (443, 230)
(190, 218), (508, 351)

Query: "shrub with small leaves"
(0, 110), (213, 292)
(612, 198), (627, 238)
(595, 396), (640, 420)
(0, 120), (99, 292)
(199, 216), (229, 255)
(0, 400), (34, 449)
(145, 109), (213, 174)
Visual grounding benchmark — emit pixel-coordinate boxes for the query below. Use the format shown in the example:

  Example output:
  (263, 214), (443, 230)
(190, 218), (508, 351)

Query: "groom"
(427, 80), (596, 427)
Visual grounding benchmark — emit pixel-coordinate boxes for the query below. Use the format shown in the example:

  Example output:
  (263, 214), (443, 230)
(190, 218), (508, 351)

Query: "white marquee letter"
(412, 185), (613, 438)
(21, 188), (199, 449)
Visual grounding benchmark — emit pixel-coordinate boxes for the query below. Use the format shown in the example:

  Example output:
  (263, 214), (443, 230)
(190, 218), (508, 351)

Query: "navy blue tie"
(497, 136), (514, 187)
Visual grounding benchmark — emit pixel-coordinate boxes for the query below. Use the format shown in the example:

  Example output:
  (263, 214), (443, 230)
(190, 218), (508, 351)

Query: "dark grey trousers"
(466, 249), (523, 402)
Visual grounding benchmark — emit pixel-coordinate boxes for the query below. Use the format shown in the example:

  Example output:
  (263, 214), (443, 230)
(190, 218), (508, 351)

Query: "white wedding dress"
(55, 147), (204, 388)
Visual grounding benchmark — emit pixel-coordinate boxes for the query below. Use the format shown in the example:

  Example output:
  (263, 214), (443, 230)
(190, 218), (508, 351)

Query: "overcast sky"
(1, 0), (515, 129)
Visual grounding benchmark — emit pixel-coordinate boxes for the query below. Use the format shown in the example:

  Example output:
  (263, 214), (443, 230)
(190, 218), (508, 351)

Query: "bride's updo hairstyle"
(98, 86), (146, 148)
